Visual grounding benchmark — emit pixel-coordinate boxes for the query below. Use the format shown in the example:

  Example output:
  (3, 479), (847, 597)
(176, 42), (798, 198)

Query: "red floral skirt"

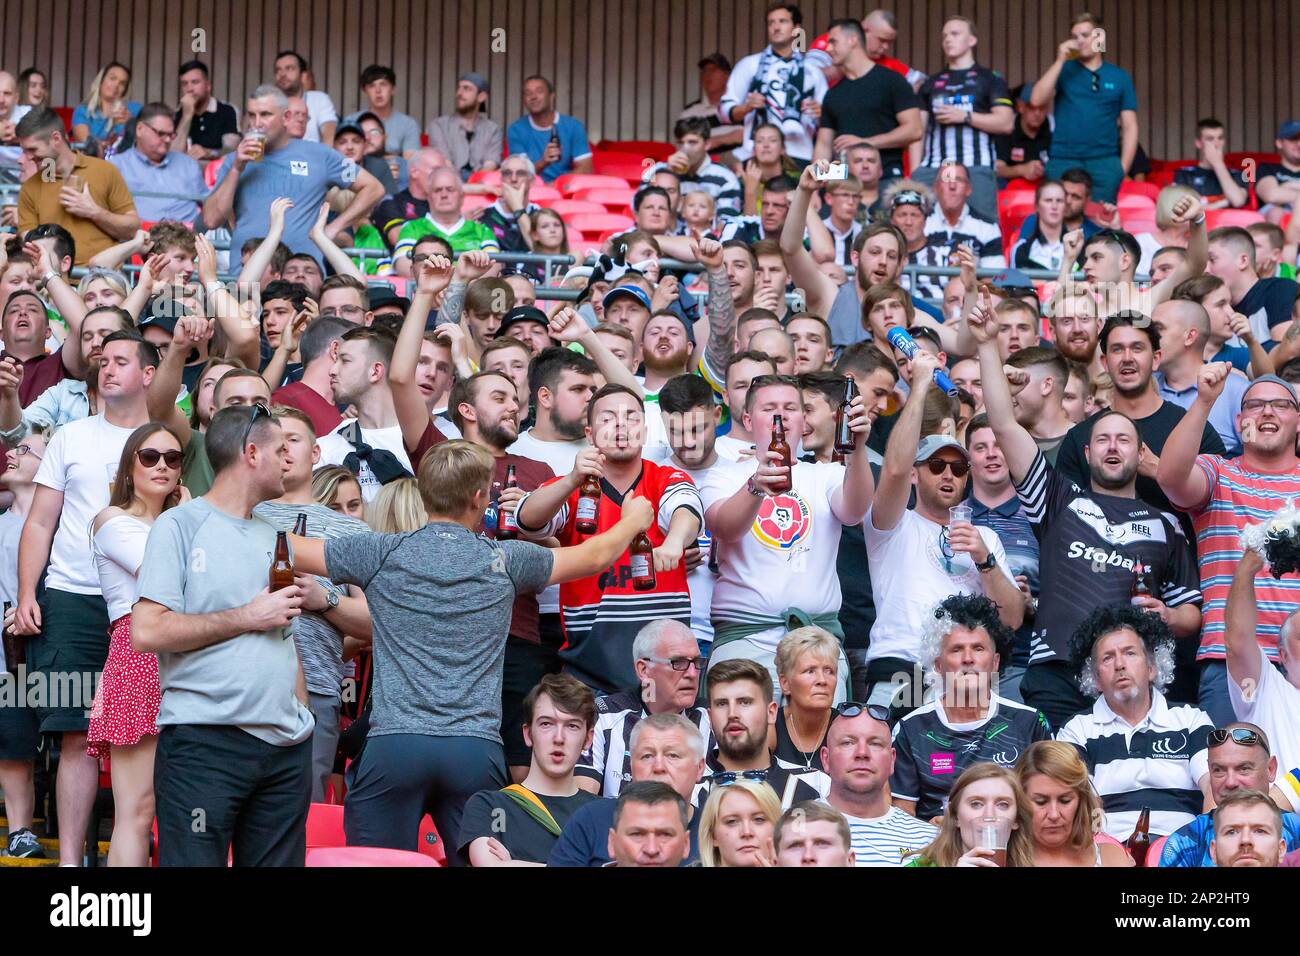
(86, 615), (160, 759)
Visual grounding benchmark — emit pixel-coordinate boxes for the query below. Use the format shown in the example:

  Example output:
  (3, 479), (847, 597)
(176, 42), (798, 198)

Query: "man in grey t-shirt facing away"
(291, 439), (656, 865)
(135, 404), (315, 867)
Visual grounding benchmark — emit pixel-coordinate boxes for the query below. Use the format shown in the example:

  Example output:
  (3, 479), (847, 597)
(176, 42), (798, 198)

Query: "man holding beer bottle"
(697, 373), (875, 702)
(516, 384), (702, 695)
(133, 404), (316, 866)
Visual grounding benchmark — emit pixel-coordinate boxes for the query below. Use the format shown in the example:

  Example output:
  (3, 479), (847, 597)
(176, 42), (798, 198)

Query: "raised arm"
(261, 299), (316, 391)
(1149, 195), (1206, 305)
(547, 494), (654, 586)
(1224, 547), (1266, 691)
(1155, 361), (1226, 509)
(870, 349), (939, 532)
(237, 196), (292, 300)
(547, 306), (639, 392)
(202, 136), (260, 230)
(517, 448), (599, 531)
(147, 316), (207, 448)
(828, 389), (876, 525)
(804, 198), (836, 264)
(308, 202), (365, 280)
(25, 242), (90, 377)
(196, 233), (260, 370)
(1227, 311), (1275, 378)
(968, 298), (1041, 482)
(87, 228), (147, 270)
(324, 168), (384, 240)
(1030, 40), (1074, 108)
(781, 164), (837, 320)
(391, 255), (455, 452)
(692, 238), (735, 382)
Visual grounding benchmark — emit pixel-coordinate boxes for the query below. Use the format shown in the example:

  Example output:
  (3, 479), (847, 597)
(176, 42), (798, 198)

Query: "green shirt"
(394, 215), (500, 260)
(182, 429), (215, 497)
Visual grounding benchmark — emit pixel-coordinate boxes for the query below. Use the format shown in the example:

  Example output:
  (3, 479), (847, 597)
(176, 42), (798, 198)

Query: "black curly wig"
(931, 593), (1015, 662)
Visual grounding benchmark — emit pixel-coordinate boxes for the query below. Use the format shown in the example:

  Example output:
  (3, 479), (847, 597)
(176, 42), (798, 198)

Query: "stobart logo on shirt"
(751, 492), (812, 551)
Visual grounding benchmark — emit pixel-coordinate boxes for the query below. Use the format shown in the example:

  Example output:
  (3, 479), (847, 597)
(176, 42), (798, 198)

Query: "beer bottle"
(630, 530), (657, 591)
(1130, 559), (1152, 605)
(269, 530), (294, 592)
(576, 474), (601, 534)
(498, 465), (520, 540)
(1126, 806), (1152, 867)
(769, 414), (793, 493)
(293, 512), (308, 537)
(2, 600), (21, 676)
(833, 376), (858, 457)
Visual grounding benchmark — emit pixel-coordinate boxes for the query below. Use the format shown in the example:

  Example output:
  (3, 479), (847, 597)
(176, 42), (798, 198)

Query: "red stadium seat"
(530, 184), (562, 204)
(1002, 178), (1038, 193)
(1000, 191), (1036, 215)
(1206, 208), (1265, 229)
(550, 199), (608, 218)
(306, 803), (346, 849)
(592, 153), (653, 184)
(1226, 151), (1281, 169)
(460, 193), (492, 211)
(572, 187), (636, 214)
(204, 158), (224, 189)
(53, 106), (74, 134)
(1121, 219), (1158, 236)
(595, 140), (674, 162)
(306, 846), (436, 867)
(556, 173), (635, 196)
(1147, 835), (1168, 867)
(469, 170), (545, 188)
(1119, 181), (1162, 201)
(417, 815), (449, 866)
(1117, 194), (1156, 215)
(570, 212), (634, 237)
(1148, 169), (1176, 188)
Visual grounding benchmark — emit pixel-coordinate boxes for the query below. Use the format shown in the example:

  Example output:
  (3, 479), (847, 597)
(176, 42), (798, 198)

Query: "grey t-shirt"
(253, 501), (369, 697)
(325, 521), (553, 743)
(827, 280), (868, 348)
(136, 497), (315, 746)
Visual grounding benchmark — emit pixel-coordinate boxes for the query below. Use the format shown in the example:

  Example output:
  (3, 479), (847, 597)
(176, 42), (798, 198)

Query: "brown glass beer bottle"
(269, 531), (294, 591)
(630, 530), (656, 591)
(576, 474), (601, 534)
(769, 414), (793, 493)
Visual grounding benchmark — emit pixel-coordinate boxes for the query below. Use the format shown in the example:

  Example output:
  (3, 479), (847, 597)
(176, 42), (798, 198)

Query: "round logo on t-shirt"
(752, 492), (813, 551)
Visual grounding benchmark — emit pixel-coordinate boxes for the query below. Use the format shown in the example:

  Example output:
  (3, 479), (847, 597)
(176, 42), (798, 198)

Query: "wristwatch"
(975, 553), (998, 573)
(37, 269), (59, 290)
(324, 586), (341, 611)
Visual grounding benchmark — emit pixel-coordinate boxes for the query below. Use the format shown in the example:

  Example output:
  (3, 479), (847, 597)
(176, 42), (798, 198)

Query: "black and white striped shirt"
(917, 65), (1012, 170)
(702, 754), (831, 811)
(1057, 690), (1212, 839)
(653, 159), (743, 220)
(575, 689), (714, 797)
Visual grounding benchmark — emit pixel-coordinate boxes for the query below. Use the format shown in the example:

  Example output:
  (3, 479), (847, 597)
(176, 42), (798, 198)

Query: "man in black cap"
(428, 73), (505, 182)
(500, 305), (553, 357)
(367, 285), (411, 326)
(677, 54), (742, 160)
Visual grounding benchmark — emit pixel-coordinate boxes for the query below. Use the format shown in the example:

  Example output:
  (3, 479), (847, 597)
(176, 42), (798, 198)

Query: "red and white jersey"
(517, 460), (702, 692)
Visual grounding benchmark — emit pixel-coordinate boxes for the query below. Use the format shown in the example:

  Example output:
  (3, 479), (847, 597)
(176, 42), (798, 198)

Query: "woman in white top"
(85, 422), (185, 867)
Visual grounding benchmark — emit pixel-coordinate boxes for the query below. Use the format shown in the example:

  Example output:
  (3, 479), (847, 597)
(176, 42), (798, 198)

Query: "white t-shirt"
(35, 414), (137, 594)
(663, 456), (726, 643)
(507, 428), (587, 615)
(697, 458), (847, 652)
(714, 433), (755, 463)
(302, 90), (339, 143)
(841, 805), (938, 867)
(315, 422), (412, 502)
(865, 507), (1012, 664)
(91, 514), (150, 622)
(1229, 644), (1300, 782)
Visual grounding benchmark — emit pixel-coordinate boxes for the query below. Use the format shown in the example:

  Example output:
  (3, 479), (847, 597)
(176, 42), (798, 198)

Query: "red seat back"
(306, 803), (346, 849)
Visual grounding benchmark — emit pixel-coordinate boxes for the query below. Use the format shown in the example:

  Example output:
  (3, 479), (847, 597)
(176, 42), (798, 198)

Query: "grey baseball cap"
(1241, 373), (1299, 404)
(915, 434), (970, 464)
(460, 72), (490, 94)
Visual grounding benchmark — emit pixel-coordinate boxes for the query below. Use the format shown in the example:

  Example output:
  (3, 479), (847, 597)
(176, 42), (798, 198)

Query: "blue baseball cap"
(1277, 120), (1300, 141)
(602, 285), (652, 312)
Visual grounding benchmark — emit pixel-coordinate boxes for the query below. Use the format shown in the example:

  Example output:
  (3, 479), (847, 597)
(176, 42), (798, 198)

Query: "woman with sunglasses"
(85, 422), (186, 867)
(907, 763), (1036, 867)
(1016, 740), (1132, 867)
(698, 778), (780, 867)
(768, 627), (840, 772)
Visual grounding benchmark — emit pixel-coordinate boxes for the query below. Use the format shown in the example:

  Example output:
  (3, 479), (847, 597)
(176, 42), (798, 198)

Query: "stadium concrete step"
(0, 812), (111, 866)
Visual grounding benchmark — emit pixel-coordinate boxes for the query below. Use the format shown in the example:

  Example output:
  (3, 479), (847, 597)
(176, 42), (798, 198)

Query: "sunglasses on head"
(832, 701), (891, 723)
(1209, 727), (1270, 751)
(923, 456), (970, 478)
(240, 401), (272, 450)
(137, 447), (183, 470)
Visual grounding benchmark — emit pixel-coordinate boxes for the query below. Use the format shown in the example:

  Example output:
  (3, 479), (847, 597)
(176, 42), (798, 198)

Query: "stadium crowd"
(1, 5), (1300, 870)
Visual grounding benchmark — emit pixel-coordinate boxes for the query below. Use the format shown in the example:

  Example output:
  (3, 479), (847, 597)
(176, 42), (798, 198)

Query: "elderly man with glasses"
(109, 102), (207, 222)
(574, 619), (713, 798)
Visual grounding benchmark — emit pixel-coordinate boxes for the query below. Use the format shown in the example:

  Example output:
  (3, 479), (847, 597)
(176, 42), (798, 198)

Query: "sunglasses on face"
(240, 401), (272, 450)
(832, 701), (891, 723)
(923, 457), (970, 478)
(708, 769), (769, 786)
(1209, 727), (1270, 751)
(137, 447), (183, 470)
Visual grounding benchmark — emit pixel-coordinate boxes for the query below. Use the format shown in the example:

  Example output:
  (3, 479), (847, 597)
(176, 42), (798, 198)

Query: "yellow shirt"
(18, 153), (137, 265)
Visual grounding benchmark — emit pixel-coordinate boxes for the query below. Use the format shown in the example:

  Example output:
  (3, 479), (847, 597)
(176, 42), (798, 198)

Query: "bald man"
(373, 147), (453, 247)
(1151, 298), (1249, 454)
(0, 70), (31, 163)
(749, 327), (796, 375)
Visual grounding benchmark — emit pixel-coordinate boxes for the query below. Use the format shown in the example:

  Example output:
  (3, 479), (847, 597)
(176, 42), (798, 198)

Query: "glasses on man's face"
(831, 701), (891, 723)
(1209, 727), (1270, 751)
(643, 656), (707, 672)
(923, 457), (970, 478)
(708, 769), (769, 786)
(14, 444), (42, 460)
(501, 169), (530, 181)
(1241, 398), (1298, 414)
(240, 401), (272, 450)
(143, 124), (177, 140)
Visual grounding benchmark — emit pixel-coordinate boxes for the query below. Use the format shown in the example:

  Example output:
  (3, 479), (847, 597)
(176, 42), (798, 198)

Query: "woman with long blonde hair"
(71, 62), (140, 155)
(365, 476), (425, 533)
(1017, 741), (1132, 867)
(697, 779), (780, 867)
(907, 763), (1036, 867)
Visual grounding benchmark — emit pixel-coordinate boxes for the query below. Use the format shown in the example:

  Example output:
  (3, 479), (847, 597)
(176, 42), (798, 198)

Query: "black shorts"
(0, 684), (41, 759)
(27, 589), (110, 735)
(500, 634), (560, 767)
